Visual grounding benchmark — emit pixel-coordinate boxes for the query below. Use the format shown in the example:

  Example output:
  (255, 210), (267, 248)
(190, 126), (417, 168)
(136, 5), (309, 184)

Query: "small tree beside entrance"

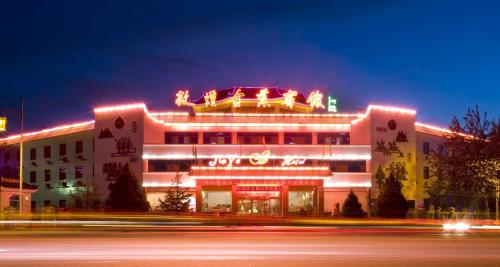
(342, 190), (365, 218)
(158, 173), (191, 212)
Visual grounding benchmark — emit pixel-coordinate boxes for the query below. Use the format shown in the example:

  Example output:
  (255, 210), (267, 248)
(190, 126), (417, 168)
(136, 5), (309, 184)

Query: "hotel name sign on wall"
(208, 150), (307, 167)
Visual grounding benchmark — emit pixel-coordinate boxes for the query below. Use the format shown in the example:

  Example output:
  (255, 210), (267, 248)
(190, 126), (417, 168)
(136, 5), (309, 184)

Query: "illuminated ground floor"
(146, 179), (370, 216)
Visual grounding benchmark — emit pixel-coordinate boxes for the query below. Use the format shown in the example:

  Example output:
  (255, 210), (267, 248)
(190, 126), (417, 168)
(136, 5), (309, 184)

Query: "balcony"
(143, 144), (371, 161)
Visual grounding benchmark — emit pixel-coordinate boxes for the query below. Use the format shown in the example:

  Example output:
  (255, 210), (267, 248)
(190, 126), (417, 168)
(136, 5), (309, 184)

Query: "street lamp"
(19, 98), (24, 214)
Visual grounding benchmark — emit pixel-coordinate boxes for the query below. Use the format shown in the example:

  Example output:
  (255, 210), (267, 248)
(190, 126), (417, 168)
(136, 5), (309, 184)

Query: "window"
(317, 133), (350, 145)
(237, 132), (278, 144)
(59, 168), (66, 180)
(437, 145), (444, 156)
(75, 141), (83, 154)
(44, 200), (51, 207)
(44, 145), (51, 158)
(203, 132), (231, 144)
(3, 152), (9, 164)
(44, 169), (51, 181)
(75, 165), (83, 179)
(30, 171), (36, 183)
(59, 199), (66, 208)
(424, 166), (430, 179)
(165, 132), (198, 144)
(284, 133), (312, 145)
(148, 160), (194, 172)
(59, 143), (67, 157)
(423, 142), (430, 155)
(30, 148), (36, 160)
(31, 201), (37, 212)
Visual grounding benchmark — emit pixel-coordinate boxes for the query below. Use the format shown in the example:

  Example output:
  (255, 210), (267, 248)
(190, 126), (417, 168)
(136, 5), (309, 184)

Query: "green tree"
(386, 162), (407, 182)
(342, 190), (365, 218)
(472, 159), (500, 221)
(158, 173), (191, 212)
(106, 164), (150, 212)
(433, 106), (492, 210)
(70, 182), (102, 210)
(377, 173), (409, 218)
(375, 166), (385, 188)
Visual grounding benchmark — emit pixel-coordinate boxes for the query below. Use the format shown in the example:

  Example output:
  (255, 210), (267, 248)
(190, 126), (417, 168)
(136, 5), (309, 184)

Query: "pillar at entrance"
(282, 184), (289, 216)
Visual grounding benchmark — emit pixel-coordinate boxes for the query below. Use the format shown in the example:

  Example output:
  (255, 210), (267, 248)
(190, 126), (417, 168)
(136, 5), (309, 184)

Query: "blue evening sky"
(1, 1), (499, 132)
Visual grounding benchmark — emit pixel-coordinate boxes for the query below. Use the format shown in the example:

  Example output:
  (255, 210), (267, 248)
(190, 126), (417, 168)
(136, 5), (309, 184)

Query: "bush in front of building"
(342, 190), (365, 218)
(106, 163), (150, 212)
(70, 183), (102, 211)
(377, 172), (409, 218)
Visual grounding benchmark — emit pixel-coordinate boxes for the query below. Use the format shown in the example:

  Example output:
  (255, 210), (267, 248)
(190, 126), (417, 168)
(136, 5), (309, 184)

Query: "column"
(231, 183), (238, 214)
(282, 184), (289, 216)
(195, 182), (203, 213)
(197, 131), (204, 144)
(312, 132), (318, 145)
(231, 132), (238, 144)
(278, 132), (285, 145)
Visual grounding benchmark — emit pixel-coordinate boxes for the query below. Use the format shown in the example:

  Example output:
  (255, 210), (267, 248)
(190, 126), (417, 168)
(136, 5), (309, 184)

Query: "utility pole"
(19, 97), (24, 214)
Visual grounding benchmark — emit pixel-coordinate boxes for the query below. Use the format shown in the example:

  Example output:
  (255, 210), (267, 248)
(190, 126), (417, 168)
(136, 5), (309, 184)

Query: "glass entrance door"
(237, 197), (280, 216)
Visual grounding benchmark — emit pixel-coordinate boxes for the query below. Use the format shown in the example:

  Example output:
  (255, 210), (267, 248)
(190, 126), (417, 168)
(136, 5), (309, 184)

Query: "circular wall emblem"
(115, 117), (125, 129)
(388, 119), (397, 130)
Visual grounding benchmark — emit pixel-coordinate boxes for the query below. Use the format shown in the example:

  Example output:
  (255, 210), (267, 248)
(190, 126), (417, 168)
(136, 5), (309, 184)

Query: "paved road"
(1, 228), (500, 266)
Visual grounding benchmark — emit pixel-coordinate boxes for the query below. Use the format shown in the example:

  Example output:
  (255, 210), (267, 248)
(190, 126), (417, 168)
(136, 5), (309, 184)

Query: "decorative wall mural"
(115, 117), (125, 129)
(375, 139), (403, 157)
(98, 127), (114, 139)
(388, 119), (397, 130)
(112, 137), (137, 157)
(395, 131), (408, 142)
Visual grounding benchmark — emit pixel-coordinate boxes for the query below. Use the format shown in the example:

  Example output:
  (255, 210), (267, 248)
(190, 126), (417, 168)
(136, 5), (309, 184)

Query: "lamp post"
(19, 97), (24, 214)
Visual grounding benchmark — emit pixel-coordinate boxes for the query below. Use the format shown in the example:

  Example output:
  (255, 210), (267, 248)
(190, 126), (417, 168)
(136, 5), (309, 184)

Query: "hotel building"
(0, 87), (449, 215)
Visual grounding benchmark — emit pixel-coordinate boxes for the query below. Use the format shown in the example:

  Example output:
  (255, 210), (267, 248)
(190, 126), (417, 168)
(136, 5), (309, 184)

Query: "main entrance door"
(237, 197), (280, 216)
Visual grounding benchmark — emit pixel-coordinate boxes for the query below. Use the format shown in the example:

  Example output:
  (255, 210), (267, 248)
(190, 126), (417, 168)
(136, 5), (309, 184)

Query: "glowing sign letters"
(307, 90), (325, 110)
(209, 156), (241, 167)
(175, 90), (190, 107)
(204, 90), (217, 107)
(249, 150), (271, 165)
(282, 90), (298, 108)
(256, 88), (270, 108)
(0, 117), (6, 132)
(281, 156), (306, 167)
(232, 88), (245, 108)
(328, 96), (337, 113)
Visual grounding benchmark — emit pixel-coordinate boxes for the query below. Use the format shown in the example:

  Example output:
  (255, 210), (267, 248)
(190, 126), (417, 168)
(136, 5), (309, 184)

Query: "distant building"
(0, 87), (449, 215)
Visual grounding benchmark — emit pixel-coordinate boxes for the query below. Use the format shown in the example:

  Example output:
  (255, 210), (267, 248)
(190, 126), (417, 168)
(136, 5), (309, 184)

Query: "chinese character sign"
(307, 90), (325, 110)
(328, 96), (337, 113)
(257, 88), (270, 108)
(204, 90), (217, 107)
(282, 90), (297, 108)
(232, 88), (245, 108)
(0, 117), (6, 132)
(175, 90), (190, 107)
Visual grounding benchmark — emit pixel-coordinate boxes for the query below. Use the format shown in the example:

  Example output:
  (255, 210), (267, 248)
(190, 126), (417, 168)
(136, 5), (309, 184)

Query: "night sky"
(1, 1), (500, 133)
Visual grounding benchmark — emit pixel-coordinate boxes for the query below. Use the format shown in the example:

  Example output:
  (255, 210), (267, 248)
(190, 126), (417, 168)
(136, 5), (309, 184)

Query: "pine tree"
(375, 166), (385, 188)
(158, 173), (191, 212)
(342, 190), (365, 218)
(377, 172), (409, 218)
(106, 163), (150, 211)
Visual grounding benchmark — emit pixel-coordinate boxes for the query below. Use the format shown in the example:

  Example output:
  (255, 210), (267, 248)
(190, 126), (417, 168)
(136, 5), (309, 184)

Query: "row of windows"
(29, 166), (84, 183)
(29, 141), (84, 161)
(165, 132), (350, 145)
(422, 141), (444, 156)
(148, 160), (366, 173)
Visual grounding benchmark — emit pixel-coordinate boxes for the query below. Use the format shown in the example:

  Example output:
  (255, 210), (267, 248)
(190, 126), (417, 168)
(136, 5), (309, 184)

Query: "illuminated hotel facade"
(0, 87), (449, 216)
